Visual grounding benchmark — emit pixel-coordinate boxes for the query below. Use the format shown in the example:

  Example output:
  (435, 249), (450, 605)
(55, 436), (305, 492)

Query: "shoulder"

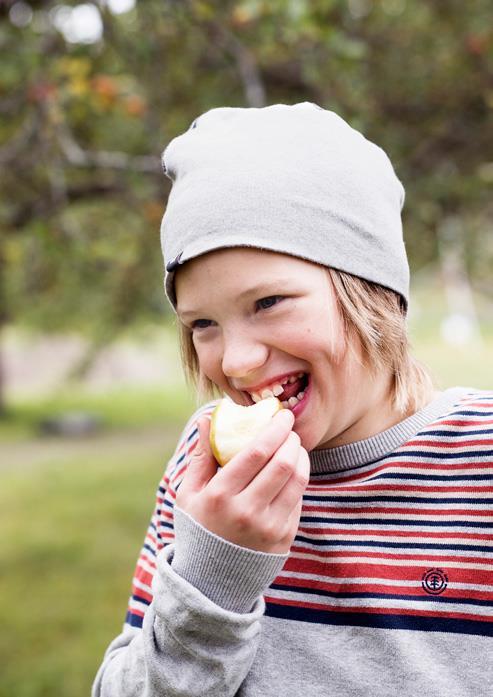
(448, 389), (493, 419)
(430, 388), (493, 435)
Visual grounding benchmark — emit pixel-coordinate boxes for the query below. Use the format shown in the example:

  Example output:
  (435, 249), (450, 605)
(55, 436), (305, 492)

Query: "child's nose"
(221, 331), (268, 379)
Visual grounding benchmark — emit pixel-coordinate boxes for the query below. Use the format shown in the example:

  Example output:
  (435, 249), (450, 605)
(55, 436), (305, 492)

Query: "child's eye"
(256, 295), (284, 311)
(191, 318), (214, 330)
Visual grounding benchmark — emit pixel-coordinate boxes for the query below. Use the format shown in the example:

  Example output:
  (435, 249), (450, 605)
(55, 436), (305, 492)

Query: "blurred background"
(0, 0), (491, 694)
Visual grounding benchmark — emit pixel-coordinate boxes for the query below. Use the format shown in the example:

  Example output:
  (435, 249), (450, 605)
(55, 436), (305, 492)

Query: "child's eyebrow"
(236, 280), (288, 301)
(176, 307), (199, 321)
(177, 280), (288, 320)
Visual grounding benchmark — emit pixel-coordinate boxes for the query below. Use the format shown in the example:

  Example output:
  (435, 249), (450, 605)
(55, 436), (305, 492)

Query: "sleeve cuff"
(170, 507), (288, 613)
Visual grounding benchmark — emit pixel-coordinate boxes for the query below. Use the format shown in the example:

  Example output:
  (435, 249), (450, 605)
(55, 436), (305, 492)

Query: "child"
(93, 103), (493, 696)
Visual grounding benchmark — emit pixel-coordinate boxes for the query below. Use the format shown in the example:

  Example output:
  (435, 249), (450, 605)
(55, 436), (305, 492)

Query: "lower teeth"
(282, 390), (305, 409)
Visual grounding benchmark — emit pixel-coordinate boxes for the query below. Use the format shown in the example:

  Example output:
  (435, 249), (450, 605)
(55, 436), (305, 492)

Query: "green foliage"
(1, 0), (492, 343)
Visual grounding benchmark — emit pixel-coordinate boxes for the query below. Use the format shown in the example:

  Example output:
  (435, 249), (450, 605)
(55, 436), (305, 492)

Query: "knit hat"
(160, 102), (409, 308)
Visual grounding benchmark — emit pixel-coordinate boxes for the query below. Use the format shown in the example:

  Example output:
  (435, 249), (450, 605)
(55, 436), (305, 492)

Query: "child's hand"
(175, 409), (310, 554)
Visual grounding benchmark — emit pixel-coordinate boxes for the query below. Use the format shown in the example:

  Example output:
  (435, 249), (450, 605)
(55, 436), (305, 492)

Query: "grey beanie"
(160, 102), (409, 308)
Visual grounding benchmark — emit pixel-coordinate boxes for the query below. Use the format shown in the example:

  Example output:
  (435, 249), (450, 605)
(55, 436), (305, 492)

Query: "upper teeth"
(250, 373), (305, 403)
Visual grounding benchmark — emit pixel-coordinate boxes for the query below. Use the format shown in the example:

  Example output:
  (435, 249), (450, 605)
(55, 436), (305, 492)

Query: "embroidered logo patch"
(422, 568), (448, 595)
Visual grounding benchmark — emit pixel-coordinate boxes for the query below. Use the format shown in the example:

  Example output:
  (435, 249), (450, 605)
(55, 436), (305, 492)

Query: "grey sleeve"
(92, 509), (287, 697)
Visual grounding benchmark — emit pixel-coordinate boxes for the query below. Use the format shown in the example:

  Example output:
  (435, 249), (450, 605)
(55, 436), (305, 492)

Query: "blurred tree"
(0, 0), (492, 412)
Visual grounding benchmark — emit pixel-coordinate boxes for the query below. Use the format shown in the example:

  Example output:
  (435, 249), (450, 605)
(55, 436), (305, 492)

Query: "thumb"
(182, 416), (218, 493)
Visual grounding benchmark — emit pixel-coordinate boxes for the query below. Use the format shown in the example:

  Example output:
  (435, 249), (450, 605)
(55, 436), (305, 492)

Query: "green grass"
(0, 423), (183, 697)
(0, 380), (197, 697)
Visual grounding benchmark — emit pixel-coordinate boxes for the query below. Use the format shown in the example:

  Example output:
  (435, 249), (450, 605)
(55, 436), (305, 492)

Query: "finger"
(268, 446), (310, 521)
(180, 416), (218, 494)
(244, 430), (301, 507)
(214, 408), (295, 494)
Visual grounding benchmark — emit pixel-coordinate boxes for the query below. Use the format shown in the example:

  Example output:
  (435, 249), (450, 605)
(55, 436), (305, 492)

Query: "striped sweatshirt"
(93, 387), (493, 697)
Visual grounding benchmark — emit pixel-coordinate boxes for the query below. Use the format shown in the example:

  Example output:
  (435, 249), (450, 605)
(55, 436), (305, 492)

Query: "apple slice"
(210, 397), (282, 466)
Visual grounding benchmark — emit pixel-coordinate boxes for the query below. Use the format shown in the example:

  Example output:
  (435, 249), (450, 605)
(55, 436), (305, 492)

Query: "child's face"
(175, 248), (389, 451)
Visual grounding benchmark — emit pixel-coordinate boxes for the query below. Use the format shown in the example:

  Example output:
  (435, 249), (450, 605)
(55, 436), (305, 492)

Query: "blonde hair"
(177, 268), (435, 416)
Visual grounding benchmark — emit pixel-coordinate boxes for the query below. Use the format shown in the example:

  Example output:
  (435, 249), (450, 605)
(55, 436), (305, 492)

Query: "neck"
(318, 371), (432, 450)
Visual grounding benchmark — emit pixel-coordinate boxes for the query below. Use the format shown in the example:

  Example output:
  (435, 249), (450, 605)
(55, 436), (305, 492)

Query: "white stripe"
(300, 521), (493, 533)
(308, 489), (493, 498)
(132, 577), (153, 594)
(304, 501), (493, 511)
(328, 480), (493, 489)
(291, 550), (493, 570)
(138, 551), (157, 573)
(128, 598), (149, 614)
(374, 466), (493, 475)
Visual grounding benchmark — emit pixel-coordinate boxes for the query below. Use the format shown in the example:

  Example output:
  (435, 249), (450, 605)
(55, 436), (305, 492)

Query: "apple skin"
(210, 397), (282, 466)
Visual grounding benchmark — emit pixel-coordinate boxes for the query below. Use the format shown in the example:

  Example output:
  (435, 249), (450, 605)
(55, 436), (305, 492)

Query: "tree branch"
(217, 28), (267, 107)
(56, 124), (161, 173)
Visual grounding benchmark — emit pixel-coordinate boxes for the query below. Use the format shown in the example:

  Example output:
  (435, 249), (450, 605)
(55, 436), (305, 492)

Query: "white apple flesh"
(210, 397), (282, 466)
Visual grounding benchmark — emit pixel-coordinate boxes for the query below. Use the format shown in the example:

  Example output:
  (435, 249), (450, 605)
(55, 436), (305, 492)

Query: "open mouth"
(246, 372), (310, 410)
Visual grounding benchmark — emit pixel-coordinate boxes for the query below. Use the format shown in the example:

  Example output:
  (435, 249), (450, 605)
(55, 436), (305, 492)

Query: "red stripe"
(284, 557), (493, 584)
(160, 509), (173, 522)
(133, 567), (154, 588)
(137, 549), (156, 567)
(440, 419), (493, 427)
(405, 439), (493, 449)
(132, 586), (153, 603)
(459, 401), (493, 408)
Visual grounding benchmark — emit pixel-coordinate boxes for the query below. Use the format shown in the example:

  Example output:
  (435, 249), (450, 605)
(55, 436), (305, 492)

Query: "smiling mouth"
(245, 372), (310, 410)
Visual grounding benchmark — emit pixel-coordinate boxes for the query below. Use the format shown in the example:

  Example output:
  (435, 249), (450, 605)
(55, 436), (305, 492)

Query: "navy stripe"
(131, 593), (151, 606)
(303, 495), (493, 504)
(299, 516), (493, 528)
(159, 520), (174, 531)
(371, 473), (492, 481)
(294, 535), (493, 553)
(423, 429), (493, 437)
(384, 450), (493, 459)
(269, 584), (493, 608)
(125, 611), (144, 629)
(452, 410), (493, 416)
(265, 602), (493, 637)
(187, 427), (198, 442)
(142, 543), (156, 557)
